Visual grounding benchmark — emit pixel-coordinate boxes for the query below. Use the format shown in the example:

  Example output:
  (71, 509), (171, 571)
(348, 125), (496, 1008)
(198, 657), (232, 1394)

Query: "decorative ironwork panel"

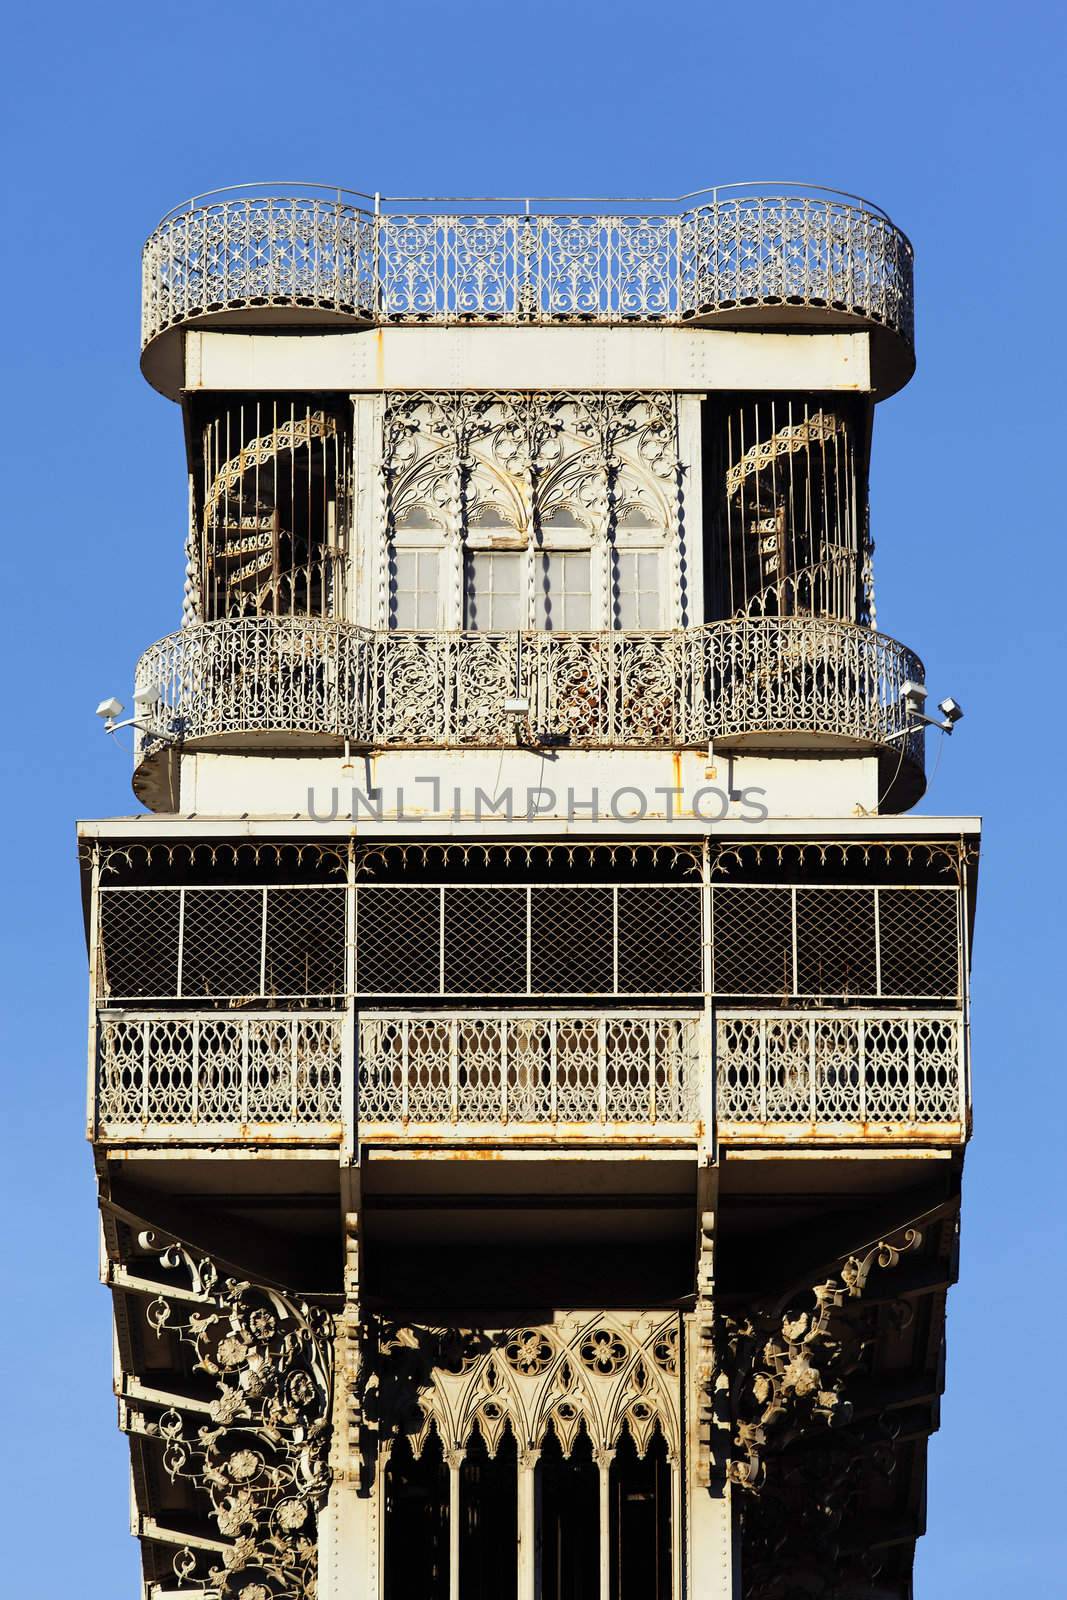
(715, 1010), (965, 1136)
(142, 192), (374, 341)
(143, 188), (913, 345)
(95, 1012), (344, 1137)
(358, 1013), (702, 1128)
(135, 616), (923, 767)
(355, 1311), (682, 1476)
(115, 1228), (334, 1600)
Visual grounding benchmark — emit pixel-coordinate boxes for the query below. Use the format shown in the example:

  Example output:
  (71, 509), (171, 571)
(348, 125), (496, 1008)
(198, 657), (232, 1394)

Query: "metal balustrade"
(94, 1011), (345, 1141)
(134, 615), (924, 766)
(357, 1011), (704, 1132)
(91, 1004), (969, 1146)
(715, 1010), (967, 1142)
(142, 184), (913, 348)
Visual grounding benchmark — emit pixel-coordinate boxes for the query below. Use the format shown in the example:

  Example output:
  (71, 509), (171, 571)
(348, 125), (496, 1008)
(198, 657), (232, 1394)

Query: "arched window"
(389, 506), (445, 629)
(463, 504), (527, 630)
(612, 504), (667, 629)
(538, 506), (594, 630)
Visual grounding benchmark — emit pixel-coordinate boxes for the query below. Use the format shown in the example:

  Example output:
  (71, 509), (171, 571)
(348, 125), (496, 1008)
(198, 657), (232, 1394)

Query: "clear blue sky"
(1, 2), (1063, 1593)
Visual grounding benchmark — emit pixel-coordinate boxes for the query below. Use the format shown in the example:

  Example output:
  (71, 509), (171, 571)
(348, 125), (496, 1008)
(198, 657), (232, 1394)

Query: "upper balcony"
(140, 181), (915, 399)
(132, 614), (926, 810)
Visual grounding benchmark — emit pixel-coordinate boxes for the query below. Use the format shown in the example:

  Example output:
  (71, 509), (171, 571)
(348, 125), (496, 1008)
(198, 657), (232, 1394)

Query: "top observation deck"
(141, 181), (915, 398)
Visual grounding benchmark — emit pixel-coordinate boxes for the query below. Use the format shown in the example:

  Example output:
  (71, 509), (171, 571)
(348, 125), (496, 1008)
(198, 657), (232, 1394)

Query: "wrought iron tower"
(82, 181), (976, 1600)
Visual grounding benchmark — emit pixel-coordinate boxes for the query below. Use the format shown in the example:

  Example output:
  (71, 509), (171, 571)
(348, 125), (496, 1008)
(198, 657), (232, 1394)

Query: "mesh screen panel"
(356, 887), (439, 993)
(796, 889), (876, 997)
(265, 887), (346, 996)
(530, 887), (614, 993)
(444, 888), (526, 993)
(99, 891), (180, 998)
(181, 888), (262, 999)
(617, 888), (702, 993)
(712, 887), (792, 995)
(879, 889), (960, 998)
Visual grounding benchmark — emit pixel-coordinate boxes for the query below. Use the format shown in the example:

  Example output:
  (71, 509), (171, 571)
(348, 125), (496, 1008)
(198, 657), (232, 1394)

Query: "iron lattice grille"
(96, 881), (961, 1003)
(357, 1012), (703, 1126)
(715, 1010), (965, 1129)
(709, 884), (961, 1001)
(705, 395), (868, 627)
(195, 398), (350, 625)
(95, 1012), (344, 1133)
(353, 882), (704, 997)
(97, 884), (347, 1002)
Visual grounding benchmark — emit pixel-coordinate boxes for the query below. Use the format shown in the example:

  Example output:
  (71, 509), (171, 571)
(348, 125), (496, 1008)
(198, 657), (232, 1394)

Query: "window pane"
(615, 550), (662, 629)
(541, 552), (591, 630)
(392, 548), (440, 629)
(465, 551), (523, 630)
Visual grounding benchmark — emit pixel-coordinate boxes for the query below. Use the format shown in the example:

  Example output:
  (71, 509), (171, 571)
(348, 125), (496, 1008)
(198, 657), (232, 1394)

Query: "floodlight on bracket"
(887, 679), (965, 740)
(95, 685), (180, 745)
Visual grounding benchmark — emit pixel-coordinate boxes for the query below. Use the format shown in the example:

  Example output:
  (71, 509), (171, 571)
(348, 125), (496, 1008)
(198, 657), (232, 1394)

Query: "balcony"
(91, 1006), (966, 1148)
(133, 615), (925, 807)
(140, 182), (915, 397)
(716, 1009), (967, 1144)
(358, 1010), (704, 1140)
(93, 1010), (345, 1143)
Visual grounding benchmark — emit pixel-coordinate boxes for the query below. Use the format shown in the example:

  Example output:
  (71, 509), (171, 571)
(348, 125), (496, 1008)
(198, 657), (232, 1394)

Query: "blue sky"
(1, 1), (1064, 1592)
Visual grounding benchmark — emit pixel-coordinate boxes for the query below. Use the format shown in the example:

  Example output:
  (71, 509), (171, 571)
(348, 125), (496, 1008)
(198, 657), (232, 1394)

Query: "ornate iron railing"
(142, 183), (913, 347)
(715, 1009), (967, 1141)
(94, 1010), (345, 1140)
(357, 1010), (704, 1129)
(135, 615), (923, 760)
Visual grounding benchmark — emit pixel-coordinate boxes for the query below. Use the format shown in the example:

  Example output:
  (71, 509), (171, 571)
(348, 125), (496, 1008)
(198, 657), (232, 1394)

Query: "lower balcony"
(716, 1009), (967, 1144)
(92, 1006), (967, 1149)
(93, 1010), (346, 1143)
(357, 1010), (704, 1142)
(133, 616), (925, 806)
(92, 1008), (704, 1146)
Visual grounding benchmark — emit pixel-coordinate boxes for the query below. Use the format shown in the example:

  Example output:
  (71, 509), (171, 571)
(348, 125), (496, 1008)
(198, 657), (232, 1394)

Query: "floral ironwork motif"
(709, 1228), (923, 1491)
(136, 1233), (334, 1600)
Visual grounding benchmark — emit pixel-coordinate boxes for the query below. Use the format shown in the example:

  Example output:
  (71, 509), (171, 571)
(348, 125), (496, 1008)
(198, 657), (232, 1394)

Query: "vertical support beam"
(321, 1210), (373, 1598)
(669, 1448), (683, 1600)
(447, 1448), (465, 1600)
(675, 393), (706, 629)
(596, 1447), (615, 1600)
(517, 1448), (540, 1600)
(687, 1208), (738, 1598)
(86, 845), (102, 1141)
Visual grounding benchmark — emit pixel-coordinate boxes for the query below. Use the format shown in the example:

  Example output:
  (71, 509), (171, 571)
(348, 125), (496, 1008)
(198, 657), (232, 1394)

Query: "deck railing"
(92, 1006), (968, 1145)
(135, 615), (923, 762)
(357, 1010), (704, 1131)
(142, 183), (913, 347)
(715, 1009), (967, 1142)
(94, 1010), (345, 1140)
